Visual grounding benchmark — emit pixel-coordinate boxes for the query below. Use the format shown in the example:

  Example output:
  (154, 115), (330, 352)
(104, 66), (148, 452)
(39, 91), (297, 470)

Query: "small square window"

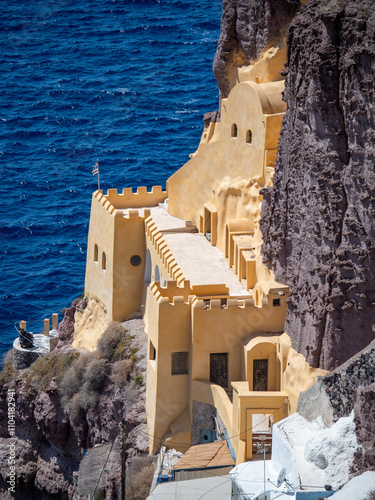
(172, 352), (189, 375)
(273, 298), (280, 306)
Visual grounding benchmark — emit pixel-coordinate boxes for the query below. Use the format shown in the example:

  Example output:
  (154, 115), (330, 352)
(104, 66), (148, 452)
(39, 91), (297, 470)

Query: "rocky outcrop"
(298, 339), (375, 424)
(0, 318), (149, 500)
(213, 0), (300, 100)
(298, 340), (375, 476)
(56, 305), (77, 348)
(260, 0), (375, 370)
(352, 383), (375, 475)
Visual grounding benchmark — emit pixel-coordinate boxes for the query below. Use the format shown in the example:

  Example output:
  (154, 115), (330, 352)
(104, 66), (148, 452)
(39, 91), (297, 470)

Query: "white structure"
(231, 411), (361, 499)
(329, 472), (375, 500)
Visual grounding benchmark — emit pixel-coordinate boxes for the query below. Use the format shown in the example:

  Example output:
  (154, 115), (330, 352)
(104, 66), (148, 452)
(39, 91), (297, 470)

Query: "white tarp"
(328, 472), (375, 500)
(146, 474), (232, 499)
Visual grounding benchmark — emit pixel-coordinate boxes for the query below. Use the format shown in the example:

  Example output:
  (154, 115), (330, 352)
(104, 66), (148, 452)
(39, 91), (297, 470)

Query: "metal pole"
(264, 442), (266, 499)
(259, 434), (266, 499)
(120, 420), (126, 500)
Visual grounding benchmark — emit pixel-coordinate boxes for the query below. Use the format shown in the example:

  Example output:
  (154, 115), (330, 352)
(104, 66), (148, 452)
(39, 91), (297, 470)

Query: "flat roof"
(148, 206), (187, 231)
(124, 205), (251, 296)
(162, 232), (250, 296)
(77, 443), (115, 495)
(173, 441), (235, 471)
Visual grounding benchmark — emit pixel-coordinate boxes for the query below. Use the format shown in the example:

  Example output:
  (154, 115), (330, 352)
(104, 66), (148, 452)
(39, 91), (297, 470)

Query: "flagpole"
(92, 159), (100, 191)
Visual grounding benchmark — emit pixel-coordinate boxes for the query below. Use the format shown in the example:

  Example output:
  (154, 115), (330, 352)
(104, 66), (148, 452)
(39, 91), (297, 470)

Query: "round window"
(130, 255), (142, 267)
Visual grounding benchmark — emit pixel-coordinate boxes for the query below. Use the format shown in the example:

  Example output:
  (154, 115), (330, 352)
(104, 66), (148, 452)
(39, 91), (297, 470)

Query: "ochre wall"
(85, 192), (116, 318)
(167, 80), (285, 257)
(85, 191), (159, 322)
(231, 42), (287, 87)
(112, 210), (147, 321)
(146, 286), (192, 454)
(190, 296), (287, 387)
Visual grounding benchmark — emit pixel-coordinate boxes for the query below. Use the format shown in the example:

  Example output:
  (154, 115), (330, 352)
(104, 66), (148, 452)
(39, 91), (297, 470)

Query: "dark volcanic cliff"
(213, 0), (300, 99)
(260, 0), (375, 370)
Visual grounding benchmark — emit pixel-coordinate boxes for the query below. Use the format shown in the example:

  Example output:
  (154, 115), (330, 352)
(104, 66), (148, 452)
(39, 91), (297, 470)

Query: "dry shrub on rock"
(61, 354), (108, 416)
(60, 352), (90, 406)
(111, 359), (134, 387)
(96, 322), (128, 361)
(125, 455), (156, 500)
(26, 350), (76, 391)
(0, 349), (16, 385)
(83, 357), (108, 392)
(67, 392), (85, 423)
(57, 322), (141, 422)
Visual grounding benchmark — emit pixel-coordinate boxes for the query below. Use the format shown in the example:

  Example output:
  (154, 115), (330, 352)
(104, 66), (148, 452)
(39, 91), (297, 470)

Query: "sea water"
(0, 0), (222, 359)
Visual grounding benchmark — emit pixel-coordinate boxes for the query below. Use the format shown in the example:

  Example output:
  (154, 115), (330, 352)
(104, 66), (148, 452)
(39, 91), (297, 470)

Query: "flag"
(92, 159), (99, 176)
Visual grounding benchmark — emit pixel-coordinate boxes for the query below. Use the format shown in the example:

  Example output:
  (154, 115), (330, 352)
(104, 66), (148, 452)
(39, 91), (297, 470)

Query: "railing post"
(44, 319), (50, 337)
(52, 313), (58, 331)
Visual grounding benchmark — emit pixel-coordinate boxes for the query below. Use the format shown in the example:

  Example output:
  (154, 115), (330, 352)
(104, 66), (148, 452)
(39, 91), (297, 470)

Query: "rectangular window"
(172, 352), (189, 375)
(210, 353), (228, 388)
(253, 359), (268, 391)
(149, 341), (156, 361)
(273, 298), (280, 306)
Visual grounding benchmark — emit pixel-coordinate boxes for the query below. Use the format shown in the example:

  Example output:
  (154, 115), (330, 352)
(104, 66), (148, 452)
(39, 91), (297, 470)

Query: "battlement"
(150, 281), (192, 303)
(145, 217), (185, 285)
(103, 185), (167, 209)
(118, 208), (151, 220)
(193, 296), (258, 311)
(94, 190), (116, 215)
(93, 190), (153, 220)
(149, 281), (232, 305)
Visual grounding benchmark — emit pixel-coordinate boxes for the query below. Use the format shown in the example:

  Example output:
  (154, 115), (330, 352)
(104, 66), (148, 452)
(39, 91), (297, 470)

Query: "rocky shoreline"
(0, 305), (151, 500)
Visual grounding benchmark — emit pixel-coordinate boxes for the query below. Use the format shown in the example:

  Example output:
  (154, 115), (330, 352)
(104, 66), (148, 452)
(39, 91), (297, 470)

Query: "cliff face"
(260, 0), (375, 370)
(213, 0), (300, 99)
(0, 317), (149, 499)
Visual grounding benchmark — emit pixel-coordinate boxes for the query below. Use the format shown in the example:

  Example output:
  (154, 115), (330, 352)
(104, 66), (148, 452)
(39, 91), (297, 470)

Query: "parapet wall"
(193, 297), (256, 310)
(145, 217), (185, 285)
(93, 190), (116, 215)
(149, 281), (231, 303)
(149, 281), (192, 303)
(104, 185), (167, 209)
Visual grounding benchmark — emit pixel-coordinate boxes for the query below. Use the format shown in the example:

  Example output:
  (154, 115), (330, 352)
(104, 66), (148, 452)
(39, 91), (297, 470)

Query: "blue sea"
(0, 0), (222, 360)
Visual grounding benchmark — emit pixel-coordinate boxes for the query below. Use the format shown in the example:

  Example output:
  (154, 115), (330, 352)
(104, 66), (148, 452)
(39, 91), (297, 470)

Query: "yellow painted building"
(82, 43), (326, 464)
